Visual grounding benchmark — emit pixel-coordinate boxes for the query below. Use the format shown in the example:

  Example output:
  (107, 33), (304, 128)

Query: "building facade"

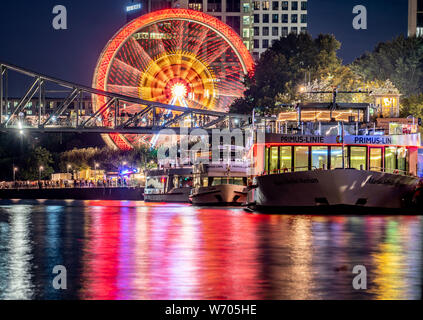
(408, 0), (423, 37)
(126, 0), (173, 22)
(251, 0), (308, 58)
(125, 0), (308, 59)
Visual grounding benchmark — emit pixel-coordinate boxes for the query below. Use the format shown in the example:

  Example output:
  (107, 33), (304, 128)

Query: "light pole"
(39, 166), (44, 181)
(67, 164), (71, 174)
(95, 163), (99, 182)
(13, 166), (18, 183)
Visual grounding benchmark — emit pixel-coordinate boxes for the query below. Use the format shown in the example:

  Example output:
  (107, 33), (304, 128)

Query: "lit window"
(369, 148), (382, 171)
(385, 147), (397, 173)
(280, 147), (292, 171)
(269, 147), (279, 173)
(331, 147), (348, 169)
(350, 147), (366, 170)
(262, 1), (270, 10)
(294, 146), (309, 171)
(312, 147), (328, 170)
(188, 3), (202, 11)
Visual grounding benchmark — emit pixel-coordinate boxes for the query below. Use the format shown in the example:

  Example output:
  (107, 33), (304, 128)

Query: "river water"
(0, 201), (421, 300)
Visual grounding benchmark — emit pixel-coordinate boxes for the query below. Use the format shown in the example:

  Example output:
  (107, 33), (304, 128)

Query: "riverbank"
(0, 187), (144, 201)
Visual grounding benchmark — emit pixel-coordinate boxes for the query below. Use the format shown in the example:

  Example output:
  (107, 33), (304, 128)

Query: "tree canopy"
(352, 35), (423, 97)
(229, 33), (343, 114)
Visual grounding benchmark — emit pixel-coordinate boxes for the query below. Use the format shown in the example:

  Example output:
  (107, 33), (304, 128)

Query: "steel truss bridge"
(0, 62), (250, 137)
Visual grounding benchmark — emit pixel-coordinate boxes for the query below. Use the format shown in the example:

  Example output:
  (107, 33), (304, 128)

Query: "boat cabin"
(249, 103), (423, 178)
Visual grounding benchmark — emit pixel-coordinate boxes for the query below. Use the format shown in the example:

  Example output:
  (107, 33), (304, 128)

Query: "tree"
(400, 94), (423, 118)
(352, 35), (423, 97)
(59, 146), (157, 173)
(229, 33), (343, 114)
(21, 147), (54, 180)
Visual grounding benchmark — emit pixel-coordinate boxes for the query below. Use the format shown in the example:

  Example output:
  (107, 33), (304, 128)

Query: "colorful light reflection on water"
(0, 202), (421, 300)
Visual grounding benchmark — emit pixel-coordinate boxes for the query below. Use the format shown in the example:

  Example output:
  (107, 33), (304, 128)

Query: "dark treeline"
(0, 132), (156, 181)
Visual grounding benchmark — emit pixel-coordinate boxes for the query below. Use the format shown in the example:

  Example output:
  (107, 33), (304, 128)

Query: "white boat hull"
(248, 169), (419, 210)
(191, 184), (247, 206)
(144, 187), (191, 203)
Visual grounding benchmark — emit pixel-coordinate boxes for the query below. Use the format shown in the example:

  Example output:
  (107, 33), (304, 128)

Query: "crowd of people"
(0, 177), (140, 190)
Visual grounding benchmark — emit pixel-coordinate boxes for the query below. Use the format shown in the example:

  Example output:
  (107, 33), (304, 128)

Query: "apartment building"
(408, 0), (423, 37)
(125, 0), (308, 58)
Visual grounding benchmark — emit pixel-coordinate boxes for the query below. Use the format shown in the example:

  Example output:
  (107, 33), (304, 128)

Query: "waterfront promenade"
(0, 181), (144, 201)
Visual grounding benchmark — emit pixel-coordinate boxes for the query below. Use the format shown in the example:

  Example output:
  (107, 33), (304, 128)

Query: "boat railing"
(368, 167), (411, 176)
(264, 166), (318, 174)
(263, 166), (413, 176)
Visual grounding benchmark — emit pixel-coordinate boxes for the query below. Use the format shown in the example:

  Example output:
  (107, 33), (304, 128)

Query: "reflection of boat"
(246, 101), (423, 212)
(144, 167), (193, 203)
(190, 162), (248, 206)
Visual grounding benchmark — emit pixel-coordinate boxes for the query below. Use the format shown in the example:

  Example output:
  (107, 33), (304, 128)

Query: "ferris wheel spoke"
(151, 24), (175, 80)
(126, 37), (154, 69)
(189, 26), (210, 56)
(205, 43), (230, 66)
(107, 84), (140, 97)
(176, 21), (185, 51)
(115, 58), (143, 75)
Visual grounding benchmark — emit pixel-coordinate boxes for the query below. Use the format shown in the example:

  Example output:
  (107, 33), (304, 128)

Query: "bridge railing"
(0, 62), (249, 134)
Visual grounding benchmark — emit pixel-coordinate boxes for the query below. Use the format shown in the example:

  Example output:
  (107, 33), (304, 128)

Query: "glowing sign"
(126, 3), (142, 12)
(382, 97), (397, 107)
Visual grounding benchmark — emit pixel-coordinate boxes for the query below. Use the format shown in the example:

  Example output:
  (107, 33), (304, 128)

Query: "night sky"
(0, 0), (408, 90)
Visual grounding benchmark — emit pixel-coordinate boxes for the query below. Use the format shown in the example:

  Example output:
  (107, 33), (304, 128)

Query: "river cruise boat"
(246, 102), (423, 212)
(190, 162), (248, 206)
(144, 167), (193, 203)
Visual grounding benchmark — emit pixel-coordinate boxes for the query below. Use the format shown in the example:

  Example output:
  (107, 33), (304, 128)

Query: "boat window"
(397, 147), (408, 172)
(369, 148), (383, 171)
(211, 177), (244, 185)
(350, 147), (366, 170)
(280, 146), (292, 171)
(330, 147), (348, 169)
(265, 147), (269, 173)
(212, 177), (221, 186)
(294, 146), (309, 171)
(231, 178), (244, 185)
(269, 147), (279, 173)
(311, 146), (328, 169)
(385, 147), (397, 173)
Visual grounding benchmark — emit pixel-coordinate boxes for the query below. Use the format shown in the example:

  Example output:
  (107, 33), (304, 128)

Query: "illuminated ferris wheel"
(93, 9), (254, 150)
